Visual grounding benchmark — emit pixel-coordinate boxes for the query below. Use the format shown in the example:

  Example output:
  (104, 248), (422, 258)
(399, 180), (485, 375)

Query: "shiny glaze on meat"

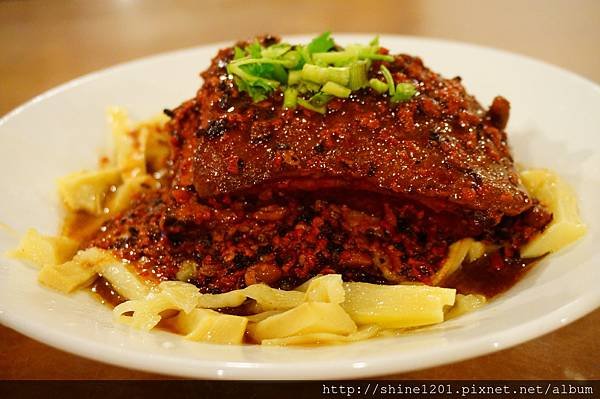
(169, 39), (531, 231)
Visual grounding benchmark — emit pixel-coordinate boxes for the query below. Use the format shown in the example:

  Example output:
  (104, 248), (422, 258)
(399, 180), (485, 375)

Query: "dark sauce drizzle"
(443, 251), (545, 298)
(90, 277), (126, 307)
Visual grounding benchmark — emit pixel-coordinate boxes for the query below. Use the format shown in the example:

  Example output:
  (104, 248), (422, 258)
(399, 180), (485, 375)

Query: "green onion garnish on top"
(391, 82), (417, 103)
(369, 78), (389, 94)
(226, 32), (417, 113)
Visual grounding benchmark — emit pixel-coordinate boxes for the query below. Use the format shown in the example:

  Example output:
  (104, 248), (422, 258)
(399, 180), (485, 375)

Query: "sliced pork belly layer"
(167, 43), (532, 232)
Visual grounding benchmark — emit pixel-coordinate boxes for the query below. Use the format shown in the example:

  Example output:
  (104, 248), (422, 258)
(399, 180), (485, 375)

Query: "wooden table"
(1, 0), (599, 380)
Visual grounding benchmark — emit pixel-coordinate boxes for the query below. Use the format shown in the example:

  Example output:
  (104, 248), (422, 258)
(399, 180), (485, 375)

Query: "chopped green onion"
(312, 51), (358, 66)
(322, 81), (351, 98)
(298, 97), (326, 114)
(227, 66), (278, 88)
(348, 61), (369, 90)
(261, 43), (291, 59)
(391, 82), (417, 103)
(298, 45), (312, 66)
(379, 65), (395, 96)
(309, 92), (332, 107)
(227, 33), (411, 111)
(301, 64), (349, 86)
(344, 44), (370, 57)
(226, 63), (280, 89)
(306, 31), (335, 54)
(228, 57), (289, 68)
(246, 40), (262, 58)
(296, 81), (321, 94)
(233, 46), (246, 60)
(288, 70), (302, 85)
(297, 81), (321, 94)
(369, 78), (388, 94)
(232, 76), (268, 102)
(313, 45), (393, 65)
(272, 64), (288, 84)
(364, 53), (394, 61)
(345, 44), (394, 62)
(281, 50), (301, 68)
(283, 87), (298, 108)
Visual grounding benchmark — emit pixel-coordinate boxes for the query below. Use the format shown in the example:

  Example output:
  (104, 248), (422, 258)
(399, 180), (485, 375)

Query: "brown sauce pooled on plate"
(443, 250), (545, 298)
(62, 210), (108, 244)
(90, 277), (126, 307)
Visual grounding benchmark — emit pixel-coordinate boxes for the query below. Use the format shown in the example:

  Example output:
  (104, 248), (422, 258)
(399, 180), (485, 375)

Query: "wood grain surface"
(1, 0), (599, 380)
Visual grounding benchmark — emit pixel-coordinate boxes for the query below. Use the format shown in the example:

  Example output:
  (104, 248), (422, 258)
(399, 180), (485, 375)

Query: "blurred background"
(1, 0), (599, 380)
(2, 0), (599, 115)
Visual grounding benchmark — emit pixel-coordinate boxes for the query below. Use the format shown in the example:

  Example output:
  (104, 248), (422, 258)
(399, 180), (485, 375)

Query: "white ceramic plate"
(0, 35), (599, 380)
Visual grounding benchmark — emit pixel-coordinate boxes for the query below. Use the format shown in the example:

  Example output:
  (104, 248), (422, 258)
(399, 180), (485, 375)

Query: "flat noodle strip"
(261, 325), (381, 346)
(38, 248), (112, 293)
(7, 228), (78, 269)
(196, 283), (305, 311)
(108, 107), (170, 181)
(109, 107), (145, 180)
(57, 168), (121, 215)
(444, 294), (487, 320)
(341, 282), (456, 328)
(113, 281), (200, 330)
(245, 310), (283, 323)
(38, 258), (98, 293)
(303, 274), (345, 303)
(174, 308), (247, 344)
(35, 247), (153, 299)
(519, 169), (587, 258)
(107, 175), (160, 214)
(247, 302), (357, 342)
(431, 238), (473, 285)
(99, 261), (150, 301)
